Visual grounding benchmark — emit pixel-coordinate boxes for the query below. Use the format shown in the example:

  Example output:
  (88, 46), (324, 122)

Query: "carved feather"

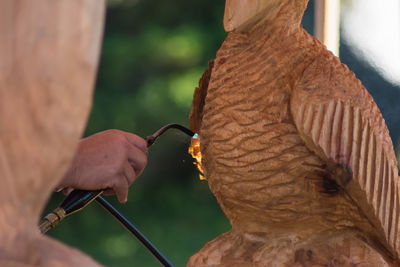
(291, 51), (400, 259)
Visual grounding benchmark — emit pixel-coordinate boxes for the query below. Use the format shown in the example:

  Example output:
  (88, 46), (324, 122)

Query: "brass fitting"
(39, 207), (66, 234)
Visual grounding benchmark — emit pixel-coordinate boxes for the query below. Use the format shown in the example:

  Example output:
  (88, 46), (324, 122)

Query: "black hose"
(96, 196), (174, 267)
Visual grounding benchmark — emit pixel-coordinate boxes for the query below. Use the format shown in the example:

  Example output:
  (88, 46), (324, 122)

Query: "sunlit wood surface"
(0, 0), (105, 265)
(189, 0), (399, 265)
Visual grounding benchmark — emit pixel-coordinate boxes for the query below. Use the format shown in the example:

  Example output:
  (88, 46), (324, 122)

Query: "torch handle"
(60, 189), (103, 215)
(95, 196), (174, 267)
(39, 189), (103, 234)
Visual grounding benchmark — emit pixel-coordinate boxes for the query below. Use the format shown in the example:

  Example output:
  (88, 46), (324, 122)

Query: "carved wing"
(189, 60), (214, 133)
(290, 54), (400, 259)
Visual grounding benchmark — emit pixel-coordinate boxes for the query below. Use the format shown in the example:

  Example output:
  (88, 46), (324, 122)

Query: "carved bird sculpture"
(189, 0), (400, 266)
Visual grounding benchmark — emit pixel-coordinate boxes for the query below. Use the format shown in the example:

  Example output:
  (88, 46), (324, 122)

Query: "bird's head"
(224, 0), (309, 32)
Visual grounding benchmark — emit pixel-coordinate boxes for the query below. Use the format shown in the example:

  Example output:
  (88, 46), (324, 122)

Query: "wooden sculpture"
(0, 0), (104, 266)
(189, 0), (400, 266)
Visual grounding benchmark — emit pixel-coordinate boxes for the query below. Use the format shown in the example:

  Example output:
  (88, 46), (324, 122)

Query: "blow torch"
(39, 124), (196, 267)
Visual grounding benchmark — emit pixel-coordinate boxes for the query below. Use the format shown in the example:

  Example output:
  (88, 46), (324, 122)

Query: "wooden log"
(0, 0), (105, 265)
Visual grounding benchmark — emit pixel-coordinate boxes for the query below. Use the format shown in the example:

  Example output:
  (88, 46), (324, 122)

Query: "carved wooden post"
(0, 0), (105, 265)
(189, 0), (400, 266)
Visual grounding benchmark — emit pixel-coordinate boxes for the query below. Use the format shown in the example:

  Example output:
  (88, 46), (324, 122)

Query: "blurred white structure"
(342, 0), (400, 86)
(315, 0), (341, 56)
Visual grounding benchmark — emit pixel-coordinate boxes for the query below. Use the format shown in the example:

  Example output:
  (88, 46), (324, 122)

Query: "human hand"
(57, 129), (148, 203)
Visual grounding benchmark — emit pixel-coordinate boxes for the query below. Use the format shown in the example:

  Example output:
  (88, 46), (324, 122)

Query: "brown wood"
(189, 0), (400, 266)
(0, 0), (105, 265)
(189, 60), (214, 134)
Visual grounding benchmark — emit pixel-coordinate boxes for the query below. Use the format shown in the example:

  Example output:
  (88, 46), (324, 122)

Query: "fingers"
(118, 133), (147, 203)
(62, 187), (74, 196)
(123, 132), (148, 153)
(54, 186), (64, 192)
(103, 188), (115, 196)
(112, 174), (129, 203)
(123, 161), (136, 185)
(126, 143), (147, 177)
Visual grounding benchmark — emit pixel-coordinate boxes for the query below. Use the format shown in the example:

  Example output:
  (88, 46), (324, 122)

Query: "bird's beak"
(224, 0), (251, 32)
(223, 0), (280, 33)
(223, 0), (236, 32)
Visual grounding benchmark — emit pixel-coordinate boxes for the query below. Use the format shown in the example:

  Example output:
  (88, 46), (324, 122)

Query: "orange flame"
(188, 134), (206, 180)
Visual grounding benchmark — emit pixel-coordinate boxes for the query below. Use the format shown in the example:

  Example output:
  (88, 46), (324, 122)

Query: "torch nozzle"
(146, 123), (195, 147)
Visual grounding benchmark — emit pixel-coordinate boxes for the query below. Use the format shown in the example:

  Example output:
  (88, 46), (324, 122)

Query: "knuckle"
(137, 138), (147, 150)
(107, 129), (122, 135)
(138, 152), (148, 168)
(106, 129), (126, 142)
(139, 157), (147, 170)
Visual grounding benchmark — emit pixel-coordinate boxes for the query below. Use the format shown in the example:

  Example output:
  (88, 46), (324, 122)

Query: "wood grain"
(291, 52), (400, 260)
(189, 0), (400, 265)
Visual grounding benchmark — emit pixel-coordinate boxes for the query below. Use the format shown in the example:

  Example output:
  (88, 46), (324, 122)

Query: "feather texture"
(189, 1), (399, 265)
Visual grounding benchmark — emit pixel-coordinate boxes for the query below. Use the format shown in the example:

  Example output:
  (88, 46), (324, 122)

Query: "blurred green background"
(42, 0), (400, 266)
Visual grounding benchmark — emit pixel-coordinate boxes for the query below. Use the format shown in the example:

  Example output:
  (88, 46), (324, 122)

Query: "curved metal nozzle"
(146, 123), (195, 147)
